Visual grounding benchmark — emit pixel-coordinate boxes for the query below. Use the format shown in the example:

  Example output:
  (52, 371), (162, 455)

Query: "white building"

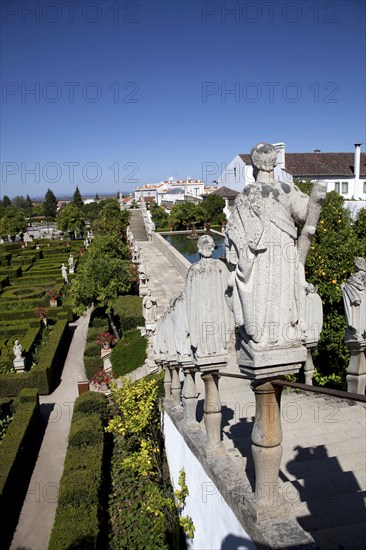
(134, 178), (217, 206)
(217, 143), (366, 200)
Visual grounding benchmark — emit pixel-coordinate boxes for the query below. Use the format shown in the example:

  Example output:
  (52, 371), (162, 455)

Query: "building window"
(233, 167), (236, 178)
(334, 181), (340, 193)
(342, 182), (349, 194)
(363, 181), (366, 194)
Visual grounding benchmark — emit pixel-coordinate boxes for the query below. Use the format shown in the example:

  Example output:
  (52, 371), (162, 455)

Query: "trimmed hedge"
(110, 329), (147, 377)
(0, 388), (40, 548)
(0, 318), (70, 396)
(48, 392), (108, 550)
(111, 295), (144, 332)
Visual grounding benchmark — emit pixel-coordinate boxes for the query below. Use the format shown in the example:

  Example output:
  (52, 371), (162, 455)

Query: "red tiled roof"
(239, 152), (366, 177)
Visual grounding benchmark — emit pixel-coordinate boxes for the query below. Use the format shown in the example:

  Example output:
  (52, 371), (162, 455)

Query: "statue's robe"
(186, 258), (234, 358)
(226, 180), (309, 348)
(342, 272), (366, 339)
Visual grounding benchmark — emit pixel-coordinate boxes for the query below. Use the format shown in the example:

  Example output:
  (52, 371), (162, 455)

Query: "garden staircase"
(130, 209), (148, 241)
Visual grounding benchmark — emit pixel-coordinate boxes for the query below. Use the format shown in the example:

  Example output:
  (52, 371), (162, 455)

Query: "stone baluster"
(181, 367), (198, 425)
(163, 363), (172, 400)
(251, 381), (283, 506)
(201, 370), (223, 451)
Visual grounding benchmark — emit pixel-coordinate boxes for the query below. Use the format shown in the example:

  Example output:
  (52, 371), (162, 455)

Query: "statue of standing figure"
(225, 142), (327, 354)
(61, 263), (69, 283)
(142, 289), (157, 324)
(342, 257), (366, 342)
(186, 234), (234, 361)
(68, 254), (75, 273)
(13, 339), (22, 359)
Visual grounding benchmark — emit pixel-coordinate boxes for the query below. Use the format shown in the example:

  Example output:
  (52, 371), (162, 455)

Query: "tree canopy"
(72, 186), (84, 209)
(57, 203), (85, 237)
(44, 188), (58, 218)
(0, 207), (27, 241)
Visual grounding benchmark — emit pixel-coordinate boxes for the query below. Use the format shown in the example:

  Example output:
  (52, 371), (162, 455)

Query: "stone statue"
(142, 289), (157, 323)
(68, 254), (74, 269)
(171, 292), (191, 360)
(61, 263), (69, 283)
(13, 339), (22, 358)
(342, 257), (366, 342)
(225, 142), (327, 352)
(186, 234), (234, 361)
(304, 283), (323, 344)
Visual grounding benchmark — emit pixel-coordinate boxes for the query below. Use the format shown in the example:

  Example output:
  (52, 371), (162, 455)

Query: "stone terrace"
(136, 233), (366, 549)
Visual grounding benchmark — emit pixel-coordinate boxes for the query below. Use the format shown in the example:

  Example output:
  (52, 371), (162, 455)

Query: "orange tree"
(297, 183), (364, 387)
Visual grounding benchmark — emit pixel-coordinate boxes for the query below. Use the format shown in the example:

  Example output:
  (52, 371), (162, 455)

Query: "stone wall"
(151, 232), (191, 279)
(163, 411), (255, 550)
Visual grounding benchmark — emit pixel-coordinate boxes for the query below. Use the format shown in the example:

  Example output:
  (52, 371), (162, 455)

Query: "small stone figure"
(61, 263), (69, 283)
(342, 257), (366, 342)
(342, 257), (366, 396)
(303, 283), (323, 385)
(13, 339), (26, 372)
(142, 289), (157, 329)
(13, 340), (22, 359)
(68, 254), (75, 273)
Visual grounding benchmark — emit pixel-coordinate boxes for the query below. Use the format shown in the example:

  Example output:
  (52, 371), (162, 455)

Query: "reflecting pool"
(163, 232), (226, 264)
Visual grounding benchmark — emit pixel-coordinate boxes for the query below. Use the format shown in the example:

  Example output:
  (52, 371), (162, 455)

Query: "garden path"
(10, 311), (90, 550)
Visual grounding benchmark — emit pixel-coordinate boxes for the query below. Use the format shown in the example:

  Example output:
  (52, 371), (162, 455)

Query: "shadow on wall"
(221, 533), (256, 549)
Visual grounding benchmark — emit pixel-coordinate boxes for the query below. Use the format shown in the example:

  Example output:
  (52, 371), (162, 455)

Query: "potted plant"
(47, 289), (60, 307)
(34, 306), (49, 326)
(91, 369), (115, 391)
(96, 332), (116, 350)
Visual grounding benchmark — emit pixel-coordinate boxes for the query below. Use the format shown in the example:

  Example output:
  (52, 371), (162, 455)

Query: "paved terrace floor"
(138, 235), (366, 550)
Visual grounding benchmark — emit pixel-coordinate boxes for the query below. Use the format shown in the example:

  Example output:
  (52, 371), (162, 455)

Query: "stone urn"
(49, 299), (58, 307)
(102, 342), (111, 350)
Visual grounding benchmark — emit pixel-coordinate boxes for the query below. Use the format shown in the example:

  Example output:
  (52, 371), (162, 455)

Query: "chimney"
(273, 142), (285, 169)
(354, 144), (361, 180)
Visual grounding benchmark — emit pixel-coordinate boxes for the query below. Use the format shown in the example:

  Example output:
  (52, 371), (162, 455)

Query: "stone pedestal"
(181, 365), (198, 425)
(303, 342), (316, 385)
(101, 347), (112, 372)
(346, 340), (366, 396)
(13, 358), (26, 373)
(69, 267), (75, 274)
(238, 337), (306, 380)
(251, 381), (284, 507)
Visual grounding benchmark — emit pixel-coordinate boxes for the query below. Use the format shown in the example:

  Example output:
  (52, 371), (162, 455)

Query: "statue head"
(251, 142), (277, 175)
(197, 235), (215, 258)
(354, 257), (366, 272)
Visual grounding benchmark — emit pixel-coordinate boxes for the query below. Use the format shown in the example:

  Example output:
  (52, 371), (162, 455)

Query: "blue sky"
(1, 0), (365, 198)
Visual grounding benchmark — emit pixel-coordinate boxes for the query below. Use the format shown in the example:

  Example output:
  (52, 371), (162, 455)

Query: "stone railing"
(151, 232), (191, 279)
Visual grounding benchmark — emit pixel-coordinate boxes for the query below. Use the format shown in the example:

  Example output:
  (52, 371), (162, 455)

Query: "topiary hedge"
(110, 329), (147, 377)
(111, 295), (144, 332)
(0, 388), (40, 549)
(48, 391), (109, 550)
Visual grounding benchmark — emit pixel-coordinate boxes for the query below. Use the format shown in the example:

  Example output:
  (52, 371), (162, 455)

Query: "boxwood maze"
(0, 240), (83, 397)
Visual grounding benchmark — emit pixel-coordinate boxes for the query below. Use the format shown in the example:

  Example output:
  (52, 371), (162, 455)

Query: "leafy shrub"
(110, 329), (147, 377)
(84, 356), (102, 381)
(73, 391), (109, 423)
(68, 413), (102, 447)
(111, 295), (144, 332)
